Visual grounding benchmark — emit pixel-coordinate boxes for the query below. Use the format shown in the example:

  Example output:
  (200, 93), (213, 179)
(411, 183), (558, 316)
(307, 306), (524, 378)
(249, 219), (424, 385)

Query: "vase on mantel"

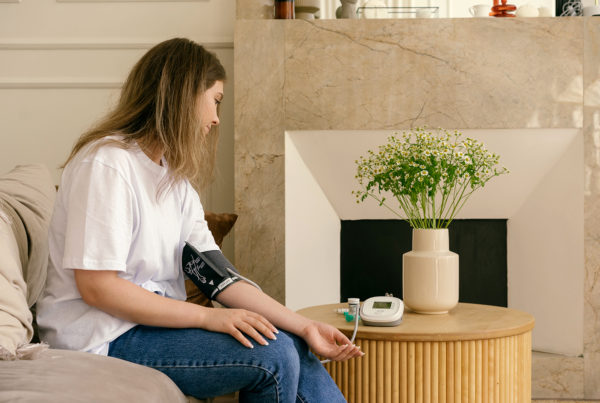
(402, 228), (459, 314)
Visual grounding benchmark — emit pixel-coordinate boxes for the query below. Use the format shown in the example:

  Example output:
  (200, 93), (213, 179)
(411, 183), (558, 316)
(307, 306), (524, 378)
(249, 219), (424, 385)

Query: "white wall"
(0, 0), (235, 42)
(285, 132), (341, 311)
(0, 0), (236, 259)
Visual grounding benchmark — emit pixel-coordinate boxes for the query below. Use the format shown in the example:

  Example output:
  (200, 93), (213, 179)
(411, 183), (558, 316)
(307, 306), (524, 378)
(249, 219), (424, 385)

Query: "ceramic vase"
(402, 228), (459, 314)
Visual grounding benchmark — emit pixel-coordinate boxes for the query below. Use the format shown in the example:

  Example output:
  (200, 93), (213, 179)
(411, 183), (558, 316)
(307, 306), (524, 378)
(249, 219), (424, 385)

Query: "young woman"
(37, 38), (362, 402)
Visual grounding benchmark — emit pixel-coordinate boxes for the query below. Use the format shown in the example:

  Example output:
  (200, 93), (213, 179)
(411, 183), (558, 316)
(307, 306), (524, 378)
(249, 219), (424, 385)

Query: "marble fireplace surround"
(234, 15), (600, 399)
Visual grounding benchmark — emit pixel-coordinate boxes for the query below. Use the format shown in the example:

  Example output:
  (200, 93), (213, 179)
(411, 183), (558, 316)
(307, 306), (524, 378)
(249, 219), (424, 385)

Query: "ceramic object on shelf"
(402, 229), (459, 314)
(338, 0), (358, 18)
(538, 6), (552, 16)
(469, 4), (490, 17)
(516, 4), (540, 17)
(583, 5), (600, 16)
(295, 0), (319, 19)
(296, 12), (315, 20)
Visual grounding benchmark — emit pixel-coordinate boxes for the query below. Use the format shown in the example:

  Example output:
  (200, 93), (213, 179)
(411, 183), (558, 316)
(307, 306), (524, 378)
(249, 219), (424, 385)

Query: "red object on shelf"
(490, 0), (516, 17)
(274, 0), (295, 19)
(492, 4), (516, 11)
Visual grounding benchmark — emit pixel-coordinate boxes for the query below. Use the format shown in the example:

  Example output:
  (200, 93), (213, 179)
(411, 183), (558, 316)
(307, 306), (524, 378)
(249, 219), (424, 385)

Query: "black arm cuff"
(182, 243), (241, 300)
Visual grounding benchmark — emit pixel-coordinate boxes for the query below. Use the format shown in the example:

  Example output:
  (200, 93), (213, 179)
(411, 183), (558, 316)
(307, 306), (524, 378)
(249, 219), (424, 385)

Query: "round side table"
(298, 303), (534, 403)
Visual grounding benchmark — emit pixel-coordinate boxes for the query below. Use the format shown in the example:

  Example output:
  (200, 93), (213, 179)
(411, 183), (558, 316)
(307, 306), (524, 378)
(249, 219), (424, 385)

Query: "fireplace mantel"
(234, 15), (600, 399)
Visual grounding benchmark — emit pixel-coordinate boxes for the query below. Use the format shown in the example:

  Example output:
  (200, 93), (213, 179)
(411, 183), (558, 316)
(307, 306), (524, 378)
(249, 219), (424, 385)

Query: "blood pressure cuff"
(182, 242), (241, 300)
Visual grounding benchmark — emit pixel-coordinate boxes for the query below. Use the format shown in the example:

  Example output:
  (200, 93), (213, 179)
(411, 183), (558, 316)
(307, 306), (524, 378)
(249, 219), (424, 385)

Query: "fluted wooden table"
(297, 303), (534, 403)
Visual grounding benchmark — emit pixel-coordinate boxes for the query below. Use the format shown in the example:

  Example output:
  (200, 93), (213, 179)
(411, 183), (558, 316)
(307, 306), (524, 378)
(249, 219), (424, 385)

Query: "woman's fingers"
(248, 314), (278, 340)
(221, 309), (277, 348)
(329, 328), (363, 360)
(302, 321), (364, 361)
(329, 343), (363, 361)
(229, 327), (254, 349)
(330, 344), (360, 361)
(330, 344), (350, 360)
(345, 344), (363, 359)
(239, 312), (278, 343)
(236, 320), (269, 346)
(254, 313), (278, 335)
(332, 332), (351, 347)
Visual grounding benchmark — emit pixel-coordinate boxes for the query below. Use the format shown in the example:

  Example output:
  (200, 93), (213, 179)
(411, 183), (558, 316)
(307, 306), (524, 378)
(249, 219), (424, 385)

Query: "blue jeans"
(108, 325), (346, 403)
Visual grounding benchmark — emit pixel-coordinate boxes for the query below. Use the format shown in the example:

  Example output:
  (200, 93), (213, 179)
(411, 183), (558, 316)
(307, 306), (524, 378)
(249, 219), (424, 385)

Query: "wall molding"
(0, 40), (233, 88)
(0, 79), (122, 89)
(0, 41), (233, 50)
(56, 0), (207, 2)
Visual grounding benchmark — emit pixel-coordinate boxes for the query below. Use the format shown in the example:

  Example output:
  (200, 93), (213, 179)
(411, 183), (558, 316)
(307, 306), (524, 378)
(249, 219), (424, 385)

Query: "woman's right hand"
(199, 307), (278, 348)
(73, 270), (278, 344)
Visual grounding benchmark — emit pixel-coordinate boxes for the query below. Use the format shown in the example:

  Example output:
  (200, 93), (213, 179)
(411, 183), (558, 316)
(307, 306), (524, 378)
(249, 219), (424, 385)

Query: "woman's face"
(198, 80), (224, 135)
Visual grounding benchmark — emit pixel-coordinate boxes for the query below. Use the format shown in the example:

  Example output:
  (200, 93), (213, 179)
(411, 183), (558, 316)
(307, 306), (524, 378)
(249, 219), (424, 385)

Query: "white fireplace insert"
(285, 128), (583, 356)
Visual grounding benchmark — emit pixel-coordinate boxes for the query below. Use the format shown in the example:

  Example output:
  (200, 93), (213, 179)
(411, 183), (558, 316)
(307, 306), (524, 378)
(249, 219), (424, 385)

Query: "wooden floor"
(533, 400), (600, 402)
(197, 397), (599, 403)
(191, 395), (598, 402)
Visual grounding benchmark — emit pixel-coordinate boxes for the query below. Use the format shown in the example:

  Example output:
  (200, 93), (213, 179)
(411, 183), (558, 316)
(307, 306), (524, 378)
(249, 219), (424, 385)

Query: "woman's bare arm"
(217, 281), (363, 360)
(73, 269), (277, 348)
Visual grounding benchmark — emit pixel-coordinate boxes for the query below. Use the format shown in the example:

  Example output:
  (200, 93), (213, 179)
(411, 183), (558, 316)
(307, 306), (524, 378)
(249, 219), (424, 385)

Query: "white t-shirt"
(37, 137), (219, 355)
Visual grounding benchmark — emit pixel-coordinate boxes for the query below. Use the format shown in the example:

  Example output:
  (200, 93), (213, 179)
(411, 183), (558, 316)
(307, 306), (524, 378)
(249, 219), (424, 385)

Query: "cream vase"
(402, 228), (459, 314)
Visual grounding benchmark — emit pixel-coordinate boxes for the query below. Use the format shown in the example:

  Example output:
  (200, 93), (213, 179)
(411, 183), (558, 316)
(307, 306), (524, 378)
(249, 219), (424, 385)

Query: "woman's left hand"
(217, 282), (364, 360)
(301, 320), (364, 361)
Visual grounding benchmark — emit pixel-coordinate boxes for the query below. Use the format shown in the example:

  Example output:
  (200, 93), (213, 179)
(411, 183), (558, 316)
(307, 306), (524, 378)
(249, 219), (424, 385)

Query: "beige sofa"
(0, 164), (235, 403)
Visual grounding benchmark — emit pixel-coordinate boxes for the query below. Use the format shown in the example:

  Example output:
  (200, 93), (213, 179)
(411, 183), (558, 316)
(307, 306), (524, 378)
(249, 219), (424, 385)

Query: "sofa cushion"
(0, 348), (188, 403)
(0, 165), (55, 356)
(0, 202), (33, 355)
(0, 164), (55, 306)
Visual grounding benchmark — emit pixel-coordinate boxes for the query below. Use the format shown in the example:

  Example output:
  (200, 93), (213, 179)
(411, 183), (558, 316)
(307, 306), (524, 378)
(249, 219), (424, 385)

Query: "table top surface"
(297, 302), (535, 342)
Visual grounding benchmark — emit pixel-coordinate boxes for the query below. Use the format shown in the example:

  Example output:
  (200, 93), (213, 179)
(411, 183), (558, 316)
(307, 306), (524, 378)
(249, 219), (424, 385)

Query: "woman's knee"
(259, 331), (301, 378)
(235, 332), (301, 402)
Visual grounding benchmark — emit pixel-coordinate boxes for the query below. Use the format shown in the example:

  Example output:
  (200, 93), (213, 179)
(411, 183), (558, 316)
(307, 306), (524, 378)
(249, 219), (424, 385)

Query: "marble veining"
(584, 17), (600, 399)
(283, 19), (582, 131)
(236, 0), (274, 19)
(532, 352), (584, 398)
(234, 13), (600, 399)
(234, 20), (287, 301)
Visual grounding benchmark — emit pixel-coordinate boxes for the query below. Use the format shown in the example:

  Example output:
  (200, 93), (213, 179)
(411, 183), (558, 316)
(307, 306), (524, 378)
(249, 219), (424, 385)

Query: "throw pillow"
(0, 202), (33, 356)
(0, 165), (55, 307)
(0, 165), (55, 357)
(185, 212), (237, 308)
(204, 212), (238, 247)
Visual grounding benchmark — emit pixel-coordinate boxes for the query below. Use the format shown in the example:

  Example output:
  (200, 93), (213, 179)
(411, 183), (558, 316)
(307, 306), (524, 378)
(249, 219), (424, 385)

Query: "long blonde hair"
(64, 38), (226, 191)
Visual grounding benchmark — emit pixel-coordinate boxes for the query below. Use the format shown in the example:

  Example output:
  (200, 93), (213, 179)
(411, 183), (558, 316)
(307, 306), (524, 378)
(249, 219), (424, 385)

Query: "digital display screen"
(373, 301), (392, 309)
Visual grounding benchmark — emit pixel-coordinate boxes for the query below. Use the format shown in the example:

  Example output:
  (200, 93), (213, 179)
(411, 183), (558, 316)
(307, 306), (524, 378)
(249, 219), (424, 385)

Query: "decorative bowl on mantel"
(295, 0), (320, 19)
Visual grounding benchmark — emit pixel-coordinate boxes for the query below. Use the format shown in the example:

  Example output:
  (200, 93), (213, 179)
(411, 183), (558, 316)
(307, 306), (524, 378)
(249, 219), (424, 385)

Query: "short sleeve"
(183, 183), (219, 253)
(61, 161), (136, 271)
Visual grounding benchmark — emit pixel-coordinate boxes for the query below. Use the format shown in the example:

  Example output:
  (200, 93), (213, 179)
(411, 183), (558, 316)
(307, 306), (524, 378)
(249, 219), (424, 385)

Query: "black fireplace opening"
(340, 219), (507, 307)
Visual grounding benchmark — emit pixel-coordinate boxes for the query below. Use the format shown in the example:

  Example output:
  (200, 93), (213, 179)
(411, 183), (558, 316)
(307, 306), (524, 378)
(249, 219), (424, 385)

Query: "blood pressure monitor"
(359, 296), (404, 326)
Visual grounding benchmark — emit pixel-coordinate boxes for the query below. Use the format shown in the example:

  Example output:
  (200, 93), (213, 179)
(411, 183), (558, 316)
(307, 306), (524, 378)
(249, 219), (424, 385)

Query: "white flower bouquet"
(353, 127), (508, 229)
